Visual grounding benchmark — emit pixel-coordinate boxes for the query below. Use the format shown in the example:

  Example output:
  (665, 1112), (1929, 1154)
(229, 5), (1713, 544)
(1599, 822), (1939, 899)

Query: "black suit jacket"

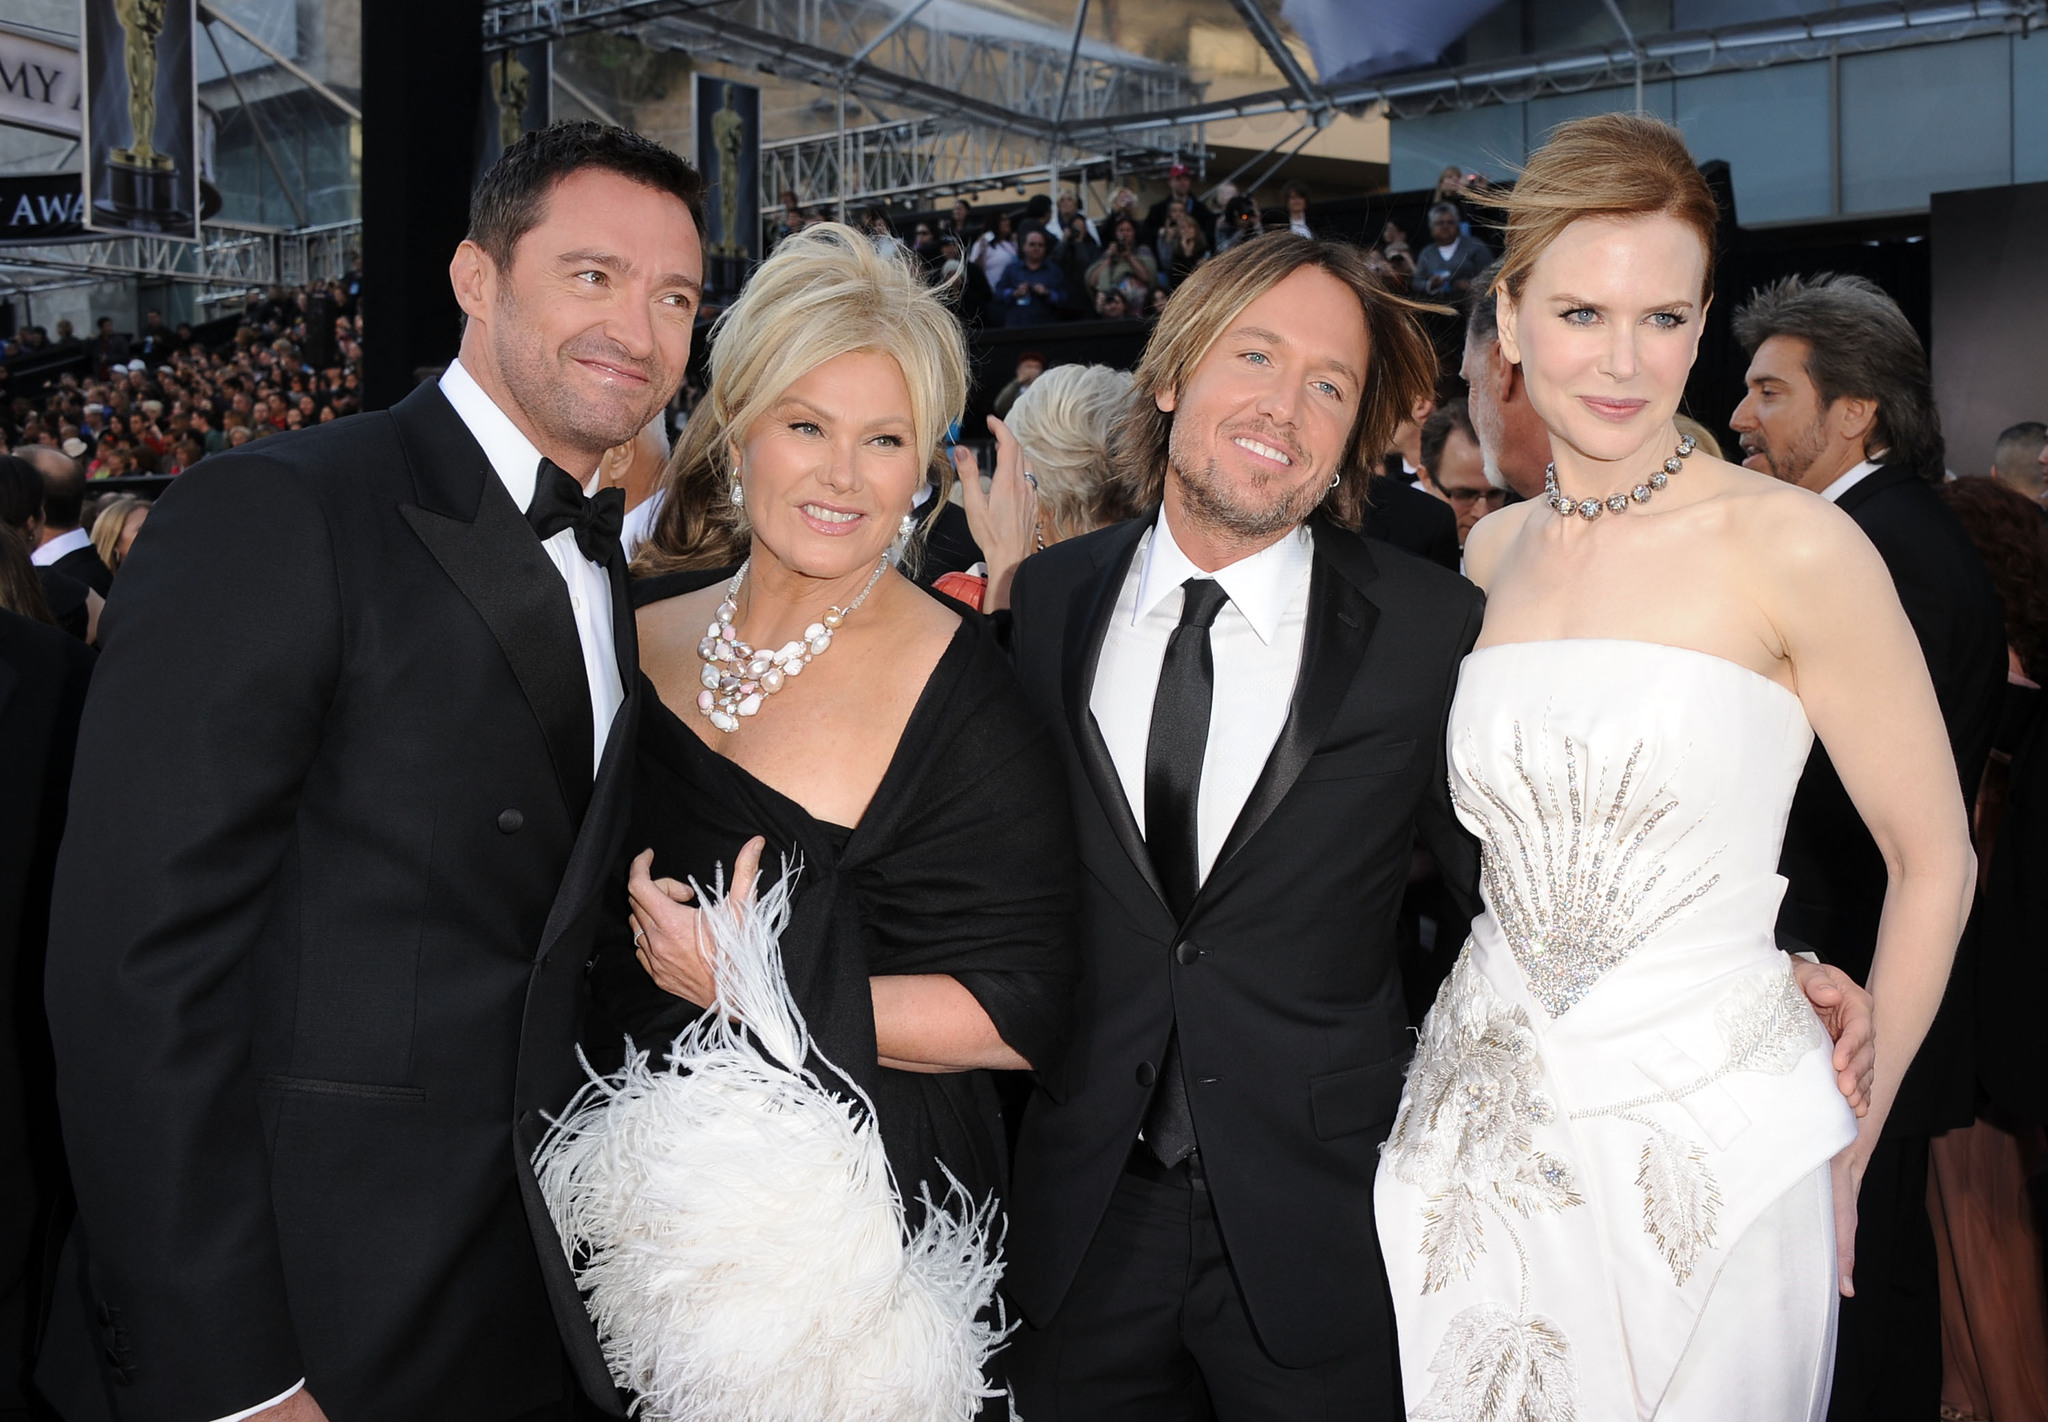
(39, 384), (628, 1422)
(48, 543), (113, 598)
(1004, 513), (1483, 1369)
(1776, 461), (2004, 1137)
(913, 497), (983, 587)
(1364, 474), (1460, 572)
(0, 612), (93, 1415)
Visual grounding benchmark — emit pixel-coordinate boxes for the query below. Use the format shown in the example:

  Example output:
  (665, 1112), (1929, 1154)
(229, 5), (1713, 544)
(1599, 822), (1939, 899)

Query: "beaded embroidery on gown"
(1374, 640), (1859, 1421)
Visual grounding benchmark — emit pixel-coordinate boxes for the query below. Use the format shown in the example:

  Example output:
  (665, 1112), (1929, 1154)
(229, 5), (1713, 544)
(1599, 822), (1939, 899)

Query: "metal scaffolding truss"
(0, 220), (361, 306)
(761, 114), (1184, 211)
(482, 0), (1202, 140)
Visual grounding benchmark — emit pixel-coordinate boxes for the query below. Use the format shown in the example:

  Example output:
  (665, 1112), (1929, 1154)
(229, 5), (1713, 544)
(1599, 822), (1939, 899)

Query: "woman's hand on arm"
(952, 419), (1039, 613)
(627, 836), (765, 1012)
(872, 974), (1030, 1073)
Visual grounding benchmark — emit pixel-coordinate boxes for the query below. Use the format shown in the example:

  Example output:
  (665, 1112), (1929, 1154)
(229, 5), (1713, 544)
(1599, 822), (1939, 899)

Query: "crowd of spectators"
(0, 270), (365, 481)
(770, 160), (1500, 329)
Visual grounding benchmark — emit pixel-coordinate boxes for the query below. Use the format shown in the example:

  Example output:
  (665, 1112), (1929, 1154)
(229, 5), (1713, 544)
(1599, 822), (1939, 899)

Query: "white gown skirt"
(1655, 1162), (1838, 1421)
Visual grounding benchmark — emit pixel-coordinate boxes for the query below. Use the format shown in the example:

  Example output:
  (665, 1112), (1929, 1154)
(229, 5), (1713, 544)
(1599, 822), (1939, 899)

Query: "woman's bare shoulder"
(1462, 497), (1543, 588)
(1696, 458), (1873, 568)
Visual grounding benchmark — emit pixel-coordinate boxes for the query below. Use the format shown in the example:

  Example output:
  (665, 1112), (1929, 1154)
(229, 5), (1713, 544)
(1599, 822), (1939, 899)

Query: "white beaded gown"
(1374, 640), (1859, 1421)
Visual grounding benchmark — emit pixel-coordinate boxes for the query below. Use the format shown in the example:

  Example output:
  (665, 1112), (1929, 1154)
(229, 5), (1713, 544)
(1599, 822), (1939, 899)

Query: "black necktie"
(1140, 576), (1229, 1168)
(526, 458), (625, 570)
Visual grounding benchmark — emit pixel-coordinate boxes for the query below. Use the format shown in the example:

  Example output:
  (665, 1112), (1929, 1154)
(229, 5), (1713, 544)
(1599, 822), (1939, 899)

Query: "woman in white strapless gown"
(1374, 115), (1976, 1421)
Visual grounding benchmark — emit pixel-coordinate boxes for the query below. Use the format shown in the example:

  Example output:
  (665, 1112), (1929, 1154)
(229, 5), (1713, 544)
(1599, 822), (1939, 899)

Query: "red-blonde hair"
(1494, 112), (1720, 306)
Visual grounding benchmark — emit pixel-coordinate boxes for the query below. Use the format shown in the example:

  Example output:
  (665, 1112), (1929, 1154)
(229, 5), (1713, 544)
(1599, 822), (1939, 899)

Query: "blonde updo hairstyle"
(1492, 112), (1721, 311)
(636, 222), (969, 576)
(1002, 364), (1136, 539)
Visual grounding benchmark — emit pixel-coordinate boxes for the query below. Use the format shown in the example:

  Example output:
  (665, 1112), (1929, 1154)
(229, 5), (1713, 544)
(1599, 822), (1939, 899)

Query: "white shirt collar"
(439, 359), (553, 513)
(29, 526), (91, 566)
(1133, 509), (1313, 646)
(1819, 456), (1885, 504)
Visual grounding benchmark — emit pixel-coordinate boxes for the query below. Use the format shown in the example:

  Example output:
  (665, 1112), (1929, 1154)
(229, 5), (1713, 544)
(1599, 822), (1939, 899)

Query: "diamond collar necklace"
(1545, 430), (1697, 521)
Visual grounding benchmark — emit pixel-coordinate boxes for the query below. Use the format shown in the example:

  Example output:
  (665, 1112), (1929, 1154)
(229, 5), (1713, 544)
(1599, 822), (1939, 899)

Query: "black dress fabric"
(588, 570), (1079, 1224)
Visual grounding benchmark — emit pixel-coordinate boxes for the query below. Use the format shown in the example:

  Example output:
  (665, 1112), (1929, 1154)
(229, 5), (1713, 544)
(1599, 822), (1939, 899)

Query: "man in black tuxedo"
(38, 122), (705, 1422)
(1003, 236), (1480, 1418)
(0, 606), (93, 1420)
(18, 449), (112, 597)
(1732, 272), (2005, 1422)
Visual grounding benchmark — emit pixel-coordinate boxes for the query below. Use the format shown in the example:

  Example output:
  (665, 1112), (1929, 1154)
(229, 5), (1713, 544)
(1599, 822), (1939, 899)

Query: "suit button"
(497, 809), (525, 834)
(1175, 940), (1201, 966)
(1135, 1061), (1157, 1088)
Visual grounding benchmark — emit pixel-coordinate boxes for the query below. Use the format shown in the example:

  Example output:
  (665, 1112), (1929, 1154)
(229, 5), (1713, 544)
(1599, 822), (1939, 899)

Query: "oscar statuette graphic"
(89, 0), (194, 232)
(713, 84), (745, 259)
(493, 51), (531, 155)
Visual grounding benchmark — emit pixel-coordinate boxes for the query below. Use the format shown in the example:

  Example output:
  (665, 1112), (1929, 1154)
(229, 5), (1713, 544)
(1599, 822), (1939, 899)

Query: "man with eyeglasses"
(1416, 396), (1504, 552)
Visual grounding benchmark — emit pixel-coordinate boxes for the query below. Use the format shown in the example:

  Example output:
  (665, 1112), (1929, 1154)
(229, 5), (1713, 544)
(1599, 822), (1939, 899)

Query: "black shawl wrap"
(586, 574), (1079, 1218)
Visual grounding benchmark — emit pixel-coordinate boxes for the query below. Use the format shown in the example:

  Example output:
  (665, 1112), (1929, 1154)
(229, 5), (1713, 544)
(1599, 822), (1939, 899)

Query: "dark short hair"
(0, 456), (42, 532)
(468, 120), (705, 270)
(1283, 181), (1310, 202)
(1420, 397), (1477, 476)
(1992, 421), (2046, 459)
(1732, 272), (1943, 482)
(1465, 258), (1505, 347)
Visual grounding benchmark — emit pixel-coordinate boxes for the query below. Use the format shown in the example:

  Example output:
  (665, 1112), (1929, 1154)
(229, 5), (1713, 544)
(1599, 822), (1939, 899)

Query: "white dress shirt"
(1089, 512), (1313, 884)
(1818, 456), (1884, 504)
(440, 360), (625, 774)
(29, 525), (90, 567)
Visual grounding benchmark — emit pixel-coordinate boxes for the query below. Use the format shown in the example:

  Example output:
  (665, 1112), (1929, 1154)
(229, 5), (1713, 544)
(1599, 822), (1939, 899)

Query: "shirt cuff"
(210, 1379), (304, 1422)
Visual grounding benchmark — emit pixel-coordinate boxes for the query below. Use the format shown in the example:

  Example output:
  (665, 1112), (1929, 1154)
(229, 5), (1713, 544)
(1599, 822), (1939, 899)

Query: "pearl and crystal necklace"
(1545, 430), (1698, 521)
(696, 555), (888, 733)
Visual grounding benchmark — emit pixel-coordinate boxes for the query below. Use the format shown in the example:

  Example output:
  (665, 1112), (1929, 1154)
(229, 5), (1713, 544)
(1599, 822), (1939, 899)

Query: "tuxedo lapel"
(1061, 518), (1168, 912)
(390, 384), (593, 823)
(1207, 516), (1379, 881)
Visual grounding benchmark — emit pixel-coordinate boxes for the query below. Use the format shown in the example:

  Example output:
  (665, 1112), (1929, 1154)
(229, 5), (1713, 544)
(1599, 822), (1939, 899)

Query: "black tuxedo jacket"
(48, 543), (113, 598)
(0, 612), (93, 1415)
(913, 498), (983, 587)
(1364, 474), (1460, 572)
(1004, 513), (1483, 1369)
(1776, 461), (2003, 1137)
(39, 384), (629, 1422)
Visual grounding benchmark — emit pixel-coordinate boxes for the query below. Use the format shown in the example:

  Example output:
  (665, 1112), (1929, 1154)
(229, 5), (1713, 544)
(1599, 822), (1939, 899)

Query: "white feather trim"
(535, 860), (1010, 1422)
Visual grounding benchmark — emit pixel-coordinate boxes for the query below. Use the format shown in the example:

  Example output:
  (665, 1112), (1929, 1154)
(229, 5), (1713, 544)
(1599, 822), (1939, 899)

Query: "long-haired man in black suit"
(1001, 236), (1876, 1420)
(1732, 272), (2005, 1422)
(38, 123), (703, 1422)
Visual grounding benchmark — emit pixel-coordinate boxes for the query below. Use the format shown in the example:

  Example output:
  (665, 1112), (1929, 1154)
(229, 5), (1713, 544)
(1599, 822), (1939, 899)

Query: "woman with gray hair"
(950, 363), (1136, 612)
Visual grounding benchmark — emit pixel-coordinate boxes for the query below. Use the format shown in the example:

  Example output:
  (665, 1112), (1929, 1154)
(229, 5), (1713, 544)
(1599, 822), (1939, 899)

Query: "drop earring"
(898, 512), (918, 541)
(729, 477), (745, 509)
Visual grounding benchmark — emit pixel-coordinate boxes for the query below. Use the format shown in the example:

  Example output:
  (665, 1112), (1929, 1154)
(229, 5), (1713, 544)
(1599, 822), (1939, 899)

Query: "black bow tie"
(525, 458), (625, 568)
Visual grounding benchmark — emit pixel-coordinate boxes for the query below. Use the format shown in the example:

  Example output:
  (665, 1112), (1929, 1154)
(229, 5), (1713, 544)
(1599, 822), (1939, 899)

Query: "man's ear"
(1834, 395), (1880, 449)
(449, 240), (495, 326)
(1155, 385), (1177, 415)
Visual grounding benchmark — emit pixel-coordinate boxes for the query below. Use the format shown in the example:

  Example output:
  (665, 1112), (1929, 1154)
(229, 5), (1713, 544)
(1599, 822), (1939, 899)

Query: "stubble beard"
(1167, 418), (1329, 542)
(1748, 416), (1831, 486)
(491, 286), (666, 461)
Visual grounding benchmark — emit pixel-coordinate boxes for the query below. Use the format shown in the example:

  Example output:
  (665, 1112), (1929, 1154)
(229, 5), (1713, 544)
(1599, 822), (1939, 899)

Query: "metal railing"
(0, 218), (360, 304)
